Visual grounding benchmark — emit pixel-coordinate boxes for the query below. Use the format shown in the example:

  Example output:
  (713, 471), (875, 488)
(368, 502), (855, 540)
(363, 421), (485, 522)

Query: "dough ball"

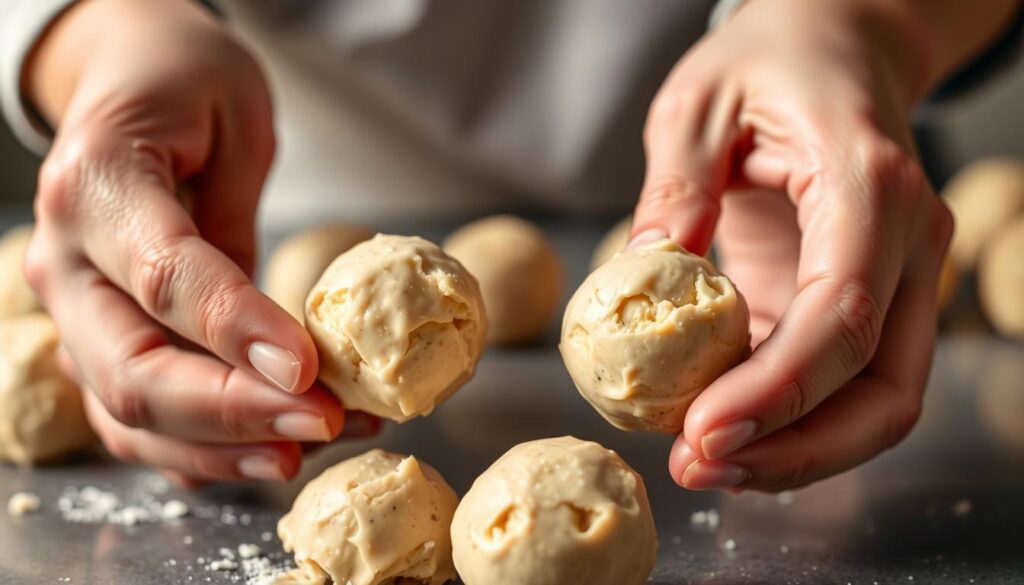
(451, 436), (657, 585)
(590, 216), (632, 271)
(943, 158), (1024, 270)
(937, 253), (960, 312)
(264, 224), (373, 321)
(0, 226), (42, 318)
(560, 239), (750, 433)
(979, 215), (1024, 339)
(443, 215), (564, 345)
(0, 314), (94, 464)
(278, 449), (458, 585)
(305, 234), (487, 422)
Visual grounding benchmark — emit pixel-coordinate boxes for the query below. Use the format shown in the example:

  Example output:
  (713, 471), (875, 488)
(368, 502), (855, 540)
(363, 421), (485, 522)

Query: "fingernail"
(701, 419), (757, 459)
(272, 412), (332, 441)
(341, 411), (383, 438)
(625, 228), (669, 251)
(681, 460), (750, 490)
(248, 342), (300, 392)
(237, 455), (287, 481)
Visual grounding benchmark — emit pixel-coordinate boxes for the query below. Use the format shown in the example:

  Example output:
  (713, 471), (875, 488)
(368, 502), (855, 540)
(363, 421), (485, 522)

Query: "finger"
(43, 261), (344, 443)
(683, 137), (927, 461)
(85, 392), (302, 482)
(671, 249), (941, 491)
(630, 80), (742, 255)
(42, 138), (316, 393)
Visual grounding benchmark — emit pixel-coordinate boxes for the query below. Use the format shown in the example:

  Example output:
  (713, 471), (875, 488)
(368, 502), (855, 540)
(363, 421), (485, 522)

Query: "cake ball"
(979, 215), (1024, 340)
(278, 449), (458, 585)
(451, 436), (657, 585)
(305, 234), (487, 422)
(561, 239), (749, 433)
(0, 314), (94, 464)
(264, 224), (373, 322)
(444, 215), (564, 345)
(943, 158), (1024, 270)
(0, 225), (42, 318)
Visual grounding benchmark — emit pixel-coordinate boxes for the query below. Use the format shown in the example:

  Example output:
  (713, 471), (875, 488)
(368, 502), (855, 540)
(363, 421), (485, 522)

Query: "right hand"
(22, 0), (366, 484)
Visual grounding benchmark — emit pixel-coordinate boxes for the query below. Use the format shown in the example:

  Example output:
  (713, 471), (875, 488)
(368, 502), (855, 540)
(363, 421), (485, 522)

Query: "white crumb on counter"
(238, 543), (262, 559)
(7, 492), (41, 516)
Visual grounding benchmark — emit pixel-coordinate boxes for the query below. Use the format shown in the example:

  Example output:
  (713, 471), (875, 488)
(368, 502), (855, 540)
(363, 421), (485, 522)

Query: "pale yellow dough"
(979, 215), (1024, 340)
(944, 158), (1024, 270)
(305, 234), (487, 422)
(0, 226), (42, 318)
(264, 224), (373, 322)
(590, 215), (632, 271)
(451, 436), (657, 585)
(561, 239), (750, 433)
(0, 314), (94, 464)
(278, 449), (458, 585)
(444, 215), (564, 345)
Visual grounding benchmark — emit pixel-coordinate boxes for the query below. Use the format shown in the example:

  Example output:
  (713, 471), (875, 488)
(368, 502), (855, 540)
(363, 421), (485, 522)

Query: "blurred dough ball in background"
(590, 216), (632, 271)
(306, 234), (487, 422)
(979, 215), (1024, 340)
(0, 314), (94, 465)
(451, 436), (657, 585)
(561, 239), (750, 434)
(0, 225), (42, 318)
(943, 158), (1024, 270)
(937, 254), (960, 312)
(444, 215), (564, 345)
(278, 449), (458, 585)
(263, 224), (373, 322)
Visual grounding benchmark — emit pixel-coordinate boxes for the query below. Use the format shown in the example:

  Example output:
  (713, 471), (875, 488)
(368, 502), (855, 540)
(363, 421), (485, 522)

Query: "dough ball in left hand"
(0, 226), (42, 318)
(444, 215), (564, 345)
(0, 314), (94, 464)
(305, 234), (488, 422)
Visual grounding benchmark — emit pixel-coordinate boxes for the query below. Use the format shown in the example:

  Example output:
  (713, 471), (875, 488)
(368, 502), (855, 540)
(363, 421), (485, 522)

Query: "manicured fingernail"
(237, 455), (287, 481)
(341, 411), (383, 438)
(625, 228), (669, 251)
(681, 460), (750, 490)
(701, 419), (757, 459)
(273, 412), (331, 441)
(248, 342), (300, 392)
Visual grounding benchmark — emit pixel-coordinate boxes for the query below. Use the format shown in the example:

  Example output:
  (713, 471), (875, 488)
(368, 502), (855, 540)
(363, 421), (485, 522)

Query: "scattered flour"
(690, 508), (720, 530)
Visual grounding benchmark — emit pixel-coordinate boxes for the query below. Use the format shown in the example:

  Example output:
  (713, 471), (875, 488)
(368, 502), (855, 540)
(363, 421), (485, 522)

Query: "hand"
(630, 0), (955, 491)
(22, 0), (370, 483)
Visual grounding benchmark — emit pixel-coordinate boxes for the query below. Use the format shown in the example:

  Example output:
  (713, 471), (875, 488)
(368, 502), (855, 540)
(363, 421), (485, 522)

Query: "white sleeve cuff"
(708, 0), (747, 31)
(1, 0), (79, 156)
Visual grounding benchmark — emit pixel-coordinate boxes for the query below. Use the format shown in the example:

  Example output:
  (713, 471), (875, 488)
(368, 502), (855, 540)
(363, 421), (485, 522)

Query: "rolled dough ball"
(443, 215), (564, 345)
(451, 436), (657, 585)
(264, 224), (373, 322)
(590, 216), (632, 271)
(0, 314), (94, 464)
(305, 234), (487, 422)
(979, 215), (1024, 339)
(943, 158), (1024, 270)
(278, 449), (458, 585)
(561, 239), (750, 433)
(0, 226), (42, 318)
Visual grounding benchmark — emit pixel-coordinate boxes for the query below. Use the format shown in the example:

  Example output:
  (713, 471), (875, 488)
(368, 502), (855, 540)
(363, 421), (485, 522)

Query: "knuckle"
(213, 374), (247, 441)
(830, 280), (883, 372)
(645, 85), (707, 140)
(35, 133), (117, 224)
(98, 367), (152, 429)
(132, 236), (187, 318)
(199, 279), (248, 351)
(21, 236), (51, 296)
(639, 175), (709, 210)
(856, 136), (923, 204)
(776, 378), (812, 424)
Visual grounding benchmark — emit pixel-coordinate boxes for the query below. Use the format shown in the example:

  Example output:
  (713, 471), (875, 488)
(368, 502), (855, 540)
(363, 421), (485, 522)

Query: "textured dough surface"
(0, 226), (42, 318)
(944, 158), (1024, 270)
(979, 215), (1024, 339)
(278, 449), (458, 585)
(264, 224), (373, 322)
(305, 234), (487, 422)
(444, 215), (564, 344)
(561, 239), (749, 433)
(0, 314), (94, 464)
(451, 436), (657, 585)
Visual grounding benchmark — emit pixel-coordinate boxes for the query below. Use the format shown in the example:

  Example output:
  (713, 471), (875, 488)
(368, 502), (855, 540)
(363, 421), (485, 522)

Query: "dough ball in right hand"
(979, 215), (1024, 340)
(444, 215), (564, 345)
(0, 226), (42, 318)
(0, 314), (94, 465)
(943, 158), (1024, 270)
(561, 239), (750, 434)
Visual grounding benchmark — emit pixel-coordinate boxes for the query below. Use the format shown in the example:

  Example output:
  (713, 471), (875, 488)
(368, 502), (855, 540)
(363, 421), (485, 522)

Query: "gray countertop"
(2, 221), (1024, 584)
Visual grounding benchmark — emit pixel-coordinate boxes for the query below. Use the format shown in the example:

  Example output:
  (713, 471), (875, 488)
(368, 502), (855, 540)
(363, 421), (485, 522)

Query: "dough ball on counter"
(278, 449), (458, 585)
(979, 216), (1024, 340)
(561, 239), (750, 433)
(263, 224), (373, 322)
(451, 436), (657, 585)
(443, 215), (564, 345)
(305, 234), (487, 422)
(943, 158), (1024, 270)
(0, 314), (94, 464)
(0, 226), (42, 318)
(590, 215), (632, 271)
